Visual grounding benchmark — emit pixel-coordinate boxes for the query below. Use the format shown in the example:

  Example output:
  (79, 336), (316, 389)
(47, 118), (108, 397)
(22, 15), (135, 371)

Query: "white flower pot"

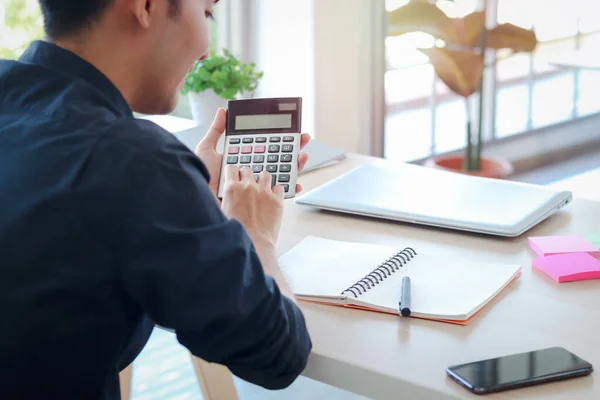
(188, 89), (228, 128)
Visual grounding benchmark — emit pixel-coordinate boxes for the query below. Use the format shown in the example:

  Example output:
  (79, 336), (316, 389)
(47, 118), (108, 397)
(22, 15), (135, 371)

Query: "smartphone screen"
(447, 347), (593, 394)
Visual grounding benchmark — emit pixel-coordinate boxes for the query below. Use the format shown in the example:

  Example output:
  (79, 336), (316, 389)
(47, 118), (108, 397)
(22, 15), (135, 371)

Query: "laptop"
(294, 163), (573, 237)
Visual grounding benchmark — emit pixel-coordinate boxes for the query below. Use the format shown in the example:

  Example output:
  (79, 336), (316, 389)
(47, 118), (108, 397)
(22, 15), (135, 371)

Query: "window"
(0, 0), (44, 60)
(384, 0), (600, 162)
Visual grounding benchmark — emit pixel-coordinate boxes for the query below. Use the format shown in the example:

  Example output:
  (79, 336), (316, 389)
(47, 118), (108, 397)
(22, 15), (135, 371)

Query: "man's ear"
(130, 0), (154, 29)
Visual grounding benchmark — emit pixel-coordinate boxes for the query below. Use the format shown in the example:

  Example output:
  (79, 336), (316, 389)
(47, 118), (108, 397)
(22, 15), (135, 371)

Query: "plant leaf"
(486, 24), (537, 52)
(419, 47), (483, 97)
(445, 11), (486, 47)
(388, 1), (454, 41)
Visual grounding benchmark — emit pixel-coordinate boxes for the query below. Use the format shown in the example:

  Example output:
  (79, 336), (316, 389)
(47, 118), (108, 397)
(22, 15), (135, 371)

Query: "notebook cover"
(299, 273), (522, 326)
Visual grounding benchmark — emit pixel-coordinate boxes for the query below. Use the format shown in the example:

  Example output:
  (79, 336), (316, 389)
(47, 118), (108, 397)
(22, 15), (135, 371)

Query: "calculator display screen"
(235, 114), (292, 130)
(226, 97), (301, 134)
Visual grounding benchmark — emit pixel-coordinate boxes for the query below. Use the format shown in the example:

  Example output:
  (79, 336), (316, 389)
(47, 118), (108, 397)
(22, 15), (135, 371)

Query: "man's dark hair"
(38, 0), (179, 39)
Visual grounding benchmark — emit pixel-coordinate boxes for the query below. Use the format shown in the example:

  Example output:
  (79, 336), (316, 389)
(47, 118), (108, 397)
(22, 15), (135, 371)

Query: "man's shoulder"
(102, 117), (187, 152)
(93, 117), (210, 179)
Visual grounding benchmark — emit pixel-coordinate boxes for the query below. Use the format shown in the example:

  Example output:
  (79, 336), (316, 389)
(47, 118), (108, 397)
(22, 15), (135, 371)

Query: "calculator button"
(279, 164), (291, 172)
(267, 155), (279, 163)
(229, 138), (241, 144)
(240, 155), (252, 164)
(283, 136), (294, 142)
(228, 146), (240, 154)
(266, 165), (278, 173)
(269, 137), (281, 143)
(242, 138), (254, 144)
(283, 184), (290, 193)
(268, 145), (280, 153)
(254, 145), (266, 154)
(253, 155), (265, 163)
(281, 154), (293, 162)
(271, 174), (277, 187)
(278, 174), (290, 183)
(252, 165), (264, 173)
(282, 144), (294, 153)
(227, 156), (238, 164)
(255, 137), (267, 143)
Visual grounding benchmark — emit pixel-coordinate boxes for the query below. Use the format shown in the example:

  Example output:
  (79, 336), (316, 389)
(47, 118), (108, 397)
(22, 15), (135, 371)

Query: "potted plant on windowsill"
(181, 49), (263, 127)
(388, 0), (538, 179)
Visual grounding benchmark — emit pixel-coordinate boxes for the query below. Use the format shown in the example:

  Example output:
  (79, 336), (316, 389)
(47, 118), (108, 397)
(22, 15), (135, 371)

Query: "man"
(0, 0), (312, 398)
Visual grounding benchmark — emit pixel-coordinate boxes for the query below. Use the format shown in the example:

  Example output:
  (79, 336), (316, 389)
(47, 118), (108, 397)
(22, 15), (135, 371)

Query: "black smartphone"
(447, 347), (593, 395)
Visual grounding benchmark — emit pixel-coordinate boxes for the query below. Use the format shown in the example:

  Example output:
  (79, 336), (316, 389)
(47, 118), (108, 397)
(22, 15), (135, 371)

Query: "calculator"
(218, 97), (302, 199)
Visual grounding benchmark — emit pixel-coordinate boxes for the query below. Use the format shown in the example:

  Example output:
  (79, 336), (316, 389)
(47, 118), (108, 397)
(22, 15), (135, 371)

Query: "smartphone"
(447, 347), (593, 395)
(217, 97), (302, 200)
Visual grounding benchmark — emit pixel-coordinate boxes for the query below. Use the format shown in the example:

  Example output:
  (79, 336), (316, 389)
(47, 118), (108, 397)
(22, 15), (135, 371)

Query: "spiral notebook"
(279, 236), (522, 325)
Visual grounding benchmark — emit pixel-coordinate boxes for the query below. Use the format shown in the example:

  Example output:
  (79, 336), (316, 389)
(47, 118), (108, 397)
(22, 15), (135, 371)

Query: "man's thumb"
(201, 108), (227, 147)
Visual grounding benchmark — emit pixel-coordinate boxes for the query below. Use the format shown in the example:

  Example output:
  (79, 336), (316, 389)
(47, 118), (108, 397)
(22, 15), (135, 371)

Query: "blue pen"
(399, 276), (411, 317)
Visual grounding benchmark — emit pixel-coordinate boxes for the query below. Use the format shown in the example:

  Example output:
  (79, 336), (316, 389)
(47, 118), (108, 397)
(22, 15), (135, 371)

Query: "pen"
(399, 276), (411, 317)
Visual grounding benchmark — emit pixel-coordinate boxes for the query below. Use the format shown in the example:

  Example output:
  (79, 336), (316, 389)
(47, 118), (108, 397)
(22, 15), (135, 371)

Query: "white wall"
(232, 0), (386, 155)
(254, 0), (316, 138)
(313, 0), (386, 155)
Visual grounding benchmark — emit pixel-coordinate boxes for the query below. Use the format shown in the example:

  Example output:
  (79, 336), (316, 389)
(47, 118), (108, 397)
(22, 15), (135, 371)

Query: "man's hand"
(195, 108), (311, 199)
(221, 166), (285, 248)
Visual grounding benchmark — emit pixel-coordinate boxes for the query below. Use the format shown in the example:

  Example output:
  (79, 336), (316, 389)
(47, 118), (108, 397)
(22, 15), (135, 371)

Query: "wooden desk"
(280, 154), (600, 399)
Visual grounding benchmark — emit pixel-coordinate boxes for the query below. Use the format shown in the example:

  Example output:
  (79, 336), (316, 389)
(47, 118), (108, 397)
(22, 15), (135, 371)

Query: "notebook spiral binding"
(341, 247), (417, 298)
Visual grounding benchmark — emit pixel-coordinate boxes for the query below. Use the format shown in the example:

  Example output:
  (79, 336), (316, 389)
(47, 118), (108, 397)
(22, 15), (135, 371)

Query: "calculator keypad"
(224, 134), (298, 196)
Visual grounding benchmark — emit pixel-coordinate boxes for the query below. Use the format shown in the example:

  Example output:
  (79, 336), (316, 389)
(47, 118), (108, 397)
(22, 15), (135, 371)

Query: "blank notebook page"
(279, 236), (398, 298)
(357, 253), (520, 318)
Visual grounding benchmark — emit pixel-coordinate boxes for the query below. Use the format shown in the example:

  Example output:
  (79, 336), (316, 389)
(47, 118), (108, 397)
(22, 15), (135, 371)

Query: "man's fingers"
(240, 166), (254, 182)
(224, 165), (240, 183)
(295, 184), (303, 194)
(300, 133), (311, 150)
(198, 108), (227, 150)
(297, 152), (308, 172)
(259, 171), (272, 188)
(272, 183), (285, 199)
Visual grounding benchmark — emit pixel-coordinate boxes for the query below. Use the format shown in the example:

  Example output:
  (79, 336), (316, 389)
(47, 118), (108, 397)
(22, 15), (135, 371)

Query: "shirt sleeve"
(106, 127), (312, 389)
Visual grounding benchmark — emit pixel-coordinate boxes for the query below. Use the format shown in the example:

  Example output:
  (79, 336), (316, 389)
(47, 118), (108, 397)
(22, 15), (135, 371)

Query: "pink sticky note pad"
(533, 253), (600, 283)
(528, 236), (600, 257)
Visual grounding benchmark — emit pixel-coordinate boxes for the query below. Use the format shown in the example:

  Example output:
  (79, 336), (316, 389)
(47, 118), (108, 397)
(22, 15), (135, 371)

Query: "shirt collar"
(19, 40), (133, 117)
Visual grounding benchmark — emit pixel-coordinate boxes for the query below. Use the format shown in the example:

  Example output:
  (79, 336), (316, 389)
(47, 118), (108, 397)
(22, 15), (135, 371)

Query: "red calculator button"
(228, 146), (240, 154)
(254, 145), (266, 153)
(241, 146), (253, 154)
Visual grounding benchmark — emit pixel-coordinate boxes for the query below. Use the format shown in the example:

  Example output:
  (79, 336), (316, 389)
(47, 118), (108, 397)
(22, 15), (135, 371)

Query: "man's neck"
(52, 34), (139, 110)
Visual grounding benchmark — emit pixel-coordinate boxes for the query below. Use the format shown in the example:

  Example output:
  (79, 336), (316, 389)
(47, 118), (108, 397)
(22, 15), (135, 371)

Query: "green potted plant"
(388, 0), (538, 178)
(182, 48), (263, 126)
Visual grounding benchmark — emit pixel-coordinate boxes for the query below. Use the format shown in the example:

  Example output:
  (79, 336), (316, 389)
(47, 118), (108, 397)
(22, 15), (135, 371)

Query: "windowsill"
(408, 111), (600, 175)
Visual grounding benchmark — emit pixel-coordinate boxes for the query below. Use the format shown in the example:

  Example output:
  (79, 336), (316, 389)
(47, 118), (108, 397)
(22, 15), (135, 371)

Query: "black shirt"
(0, 40), (311, 399)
